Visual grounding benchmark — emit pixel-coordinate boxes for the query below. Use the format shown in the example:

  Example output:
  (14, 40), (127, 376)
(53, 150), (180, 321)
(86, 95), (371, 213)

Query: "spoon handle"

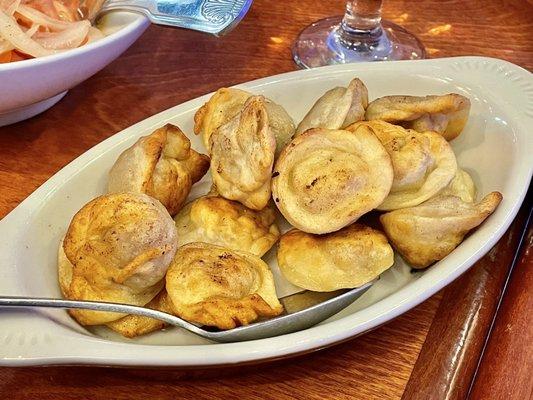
(98, 0), (252, 36)
(0, 296), (211, 338)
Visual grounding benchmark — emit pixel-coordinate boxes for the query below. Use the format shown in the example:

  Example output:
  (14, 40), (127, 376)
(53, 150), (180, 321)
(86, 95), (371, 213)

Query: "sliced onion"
(0, 9), (56, 57)
(0, 0), (22, 15)
(0, 36), (14, 51)
(23, 0), (59, 19)
(0, 0), (102, 61)
(85, 25), (102, 43)
(79, 0), (104, 21)
(15, 4), (71, 30)
(25, 21), (39, 36)
(33, 19), (88, 49)
(52, 0), (77, 22)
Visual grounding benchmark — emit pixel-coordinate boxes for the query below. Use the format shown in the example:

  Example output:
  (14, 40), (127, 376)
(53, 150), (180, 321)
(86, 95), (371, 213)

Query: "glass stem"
(339, 0), (384, 49)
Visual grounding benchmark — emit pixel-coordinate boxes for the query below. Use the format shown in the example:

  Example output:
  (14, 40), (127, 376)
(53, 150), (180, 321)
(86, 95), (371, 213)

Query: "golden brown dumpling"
(271, 126), (393, 234)
(266, 100), (297, 155)
(209, 96), (276, 210)
(174, 196), (280, 257)
(439, 169), (476, 203)
(380, 192), (502, 269)
(277, 224), (394, 292)
(194, 87), (295, 156)
(108, 124), (210, 216)
(166, 243), (283, 330)
(58, 238), (73, 299)
(194, 87), (250, 149)
(59, 193), (178, 325)
(347, 121), (457, 210)
(106, 289), (175, 338)
(296, 78), (368, 135)
(365, 94), (471, 140)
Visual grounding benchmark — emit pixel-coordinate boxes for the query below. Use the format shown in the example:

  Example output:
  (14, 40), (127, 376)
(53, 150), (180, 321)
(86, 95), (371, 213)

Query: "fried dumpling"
(194, 87), (250, 149)
(439, 169), (476, 203)
(194, 87), (295, 156)
(166, 243), (283, 330)
(380, 192), (502, 269)
(347, 121), (457, 211)
(58, 237), (73, 299)
(267, 100), (297, 155)
(277, 224), (394, 292)
(174, 196), (280, 257)
(59, 193), (178, 325)
(108, 124), (210, 216)
(295, 78), (368, 136)
(365, 94), (471, 140)
(209, 96), (276, 210)
(271, 126), (393, 234)
(106, 289), (175, 338)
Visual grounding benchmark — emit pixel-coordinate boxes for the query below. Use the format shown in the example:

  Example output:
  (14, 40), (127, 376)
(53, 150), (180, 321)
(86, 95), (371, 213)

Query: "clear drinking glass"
(292, 0), (425, 68)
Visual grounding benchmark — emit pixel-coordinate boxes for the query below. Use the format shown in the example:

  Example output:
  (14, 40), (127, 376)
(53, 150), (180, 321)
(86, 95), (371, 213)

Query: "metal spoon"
(81, 0), (253, 36)
(0, 281), (373, 343)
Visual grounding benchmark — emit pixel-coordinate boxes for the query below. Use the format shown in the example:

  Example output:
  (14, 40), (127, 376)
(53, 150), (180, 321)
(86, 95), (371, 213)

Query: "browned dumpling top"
(174, 195), (280, 257)
(380, 192), (502, 269)
(108, 124), (209, 216)
(365, 93), (471, 141)
(347, 121), (457, 210)
(194, 87), (250, 149)
(296, 77), (368, 136)
(272, 126), (393, 234)
(58, 192), (178, 325)
(439, 169), (476, 203)
(166, 243), (283, 330)
(277, 224), (394, 292)
(209, 96), (276, 210)
(194, 87), (295, 156)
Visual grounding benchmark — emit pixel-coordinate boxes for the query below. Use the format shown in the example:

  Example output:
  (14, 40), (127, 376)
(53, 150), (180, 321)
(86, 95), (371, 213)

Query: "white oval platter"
(0, 56), (531, 367)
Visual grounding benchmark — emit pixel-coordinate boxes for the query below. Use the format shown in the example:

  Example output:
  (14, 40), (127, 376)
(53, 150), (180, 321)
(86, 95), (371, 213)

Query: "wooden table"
(0, 0), (531, 398)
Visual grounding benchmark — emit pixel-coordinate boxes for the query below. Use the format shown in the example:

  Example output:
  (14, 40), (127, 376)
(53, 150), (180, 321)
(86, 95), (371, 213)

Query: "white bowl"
(0, 12), (149, 127)
(0, 56), (531, 367)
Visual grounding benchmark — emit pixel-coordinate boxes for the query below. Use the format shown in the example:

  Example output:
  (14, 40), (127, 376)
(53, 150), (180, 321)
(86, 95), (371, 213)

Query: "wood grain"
(0, 0), (532, 399)
(402, 193), (531, 400)
(469, 209), (533, 400)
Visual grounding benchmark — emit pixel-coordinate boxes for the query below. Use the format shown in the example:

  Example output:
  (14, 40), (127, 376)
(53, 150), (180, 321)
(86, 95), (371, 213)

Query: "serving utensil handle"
(0, 296), (212, 338)
(98, 0), (252, 36)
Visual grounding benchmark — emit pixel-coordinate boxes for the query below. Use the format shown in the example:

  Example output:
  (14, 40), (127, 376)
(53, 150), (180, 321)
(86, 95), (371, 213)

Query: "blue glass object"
(99, 0), (252, 35)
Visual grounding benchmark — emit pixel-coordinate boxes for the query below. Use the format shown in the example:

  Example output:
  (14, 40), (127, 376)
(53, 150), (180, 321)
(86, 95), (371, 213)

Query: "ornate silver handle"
(98, 0), (253, 35)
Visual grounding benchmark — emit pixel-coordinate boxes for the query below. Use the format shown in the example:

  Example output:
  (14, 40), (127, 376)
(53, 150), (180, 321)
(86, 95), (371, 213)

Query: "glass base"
(292, 16), (426, 68)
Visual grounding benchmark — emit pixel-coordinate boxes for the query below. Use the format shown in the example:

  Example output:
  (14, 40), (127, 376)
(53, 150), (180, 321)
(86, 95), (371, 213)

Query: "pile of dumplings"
(58, 78), (502, 338)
